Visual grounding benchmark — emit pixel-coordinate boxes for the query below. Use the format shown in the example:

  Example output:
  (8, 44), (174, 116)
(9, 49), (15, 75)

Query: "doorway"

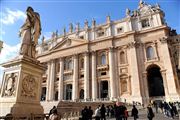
(147, 65), (165, 97)
(100, 81), (108, 98)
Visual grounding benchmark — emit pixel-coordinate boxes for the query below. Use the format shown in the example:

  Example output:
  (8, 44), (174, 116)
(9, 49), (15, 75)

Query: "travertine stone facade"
(37, 1), (180, 105)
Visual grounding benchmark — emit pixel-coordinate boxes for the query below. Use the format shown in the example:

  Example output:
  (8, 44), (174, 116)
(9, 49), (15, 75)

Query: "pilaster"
(160, 37), (179, 100)
(48, 60), (55, 101)
(72, 55), (78, 101)
(46, 62), (51, 101)
(92, 51), (97, 100)
(84, 52), (90, 100)
(58, 58), (64, 101)
(108, 47), (117, 100)
(127, 41), (142, 103)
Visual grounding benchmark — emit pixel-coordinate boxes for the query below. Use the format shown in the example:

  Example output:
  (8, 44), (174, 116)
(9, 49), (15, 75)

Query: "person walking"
(88, 106), (93, 120)
(95, 106), (101, 120)
(131, 105), (138, 120)
(124, 107), (128, 120)
(147, 106), (155, 120)
(100, 104), (106, 120)
(81, 106), (88, 120)
(115, 103), (124, 120)
(49, 106), (57, 117)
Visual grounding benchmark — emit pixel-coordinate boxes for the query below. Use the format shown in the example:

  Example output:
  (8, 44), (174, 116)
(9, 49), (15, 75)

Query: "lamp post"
(0, 40), (3, 53)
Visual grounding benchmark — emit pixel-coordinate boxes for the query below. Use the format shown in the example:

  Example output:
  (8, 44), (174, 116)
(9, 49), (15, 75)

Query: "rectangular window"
(98, 31), (105, 37)
(101, 72), (106, 76)
(80, 74), (84, 78)
(141, 19), (150, 28)
(80, 35), (84, 39)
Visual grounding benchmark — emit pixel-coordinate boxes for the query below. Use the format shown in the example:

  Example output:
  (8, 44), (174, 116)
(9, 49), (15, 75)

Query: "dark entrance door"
(147, 66), (165, 97)
(66, 84), (72, 100)
(100, 81), (108, 98)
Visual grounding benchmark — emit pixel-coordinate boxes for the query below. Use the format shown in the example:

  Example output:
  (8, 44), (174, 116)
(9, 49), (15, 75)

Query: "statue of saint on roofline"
(19, 6), (41, 58)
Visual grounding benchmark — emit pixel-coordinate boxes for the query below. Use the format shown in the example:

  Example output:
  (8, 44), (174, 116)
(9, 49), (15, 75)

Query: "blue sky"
(0, 0), (180, 80)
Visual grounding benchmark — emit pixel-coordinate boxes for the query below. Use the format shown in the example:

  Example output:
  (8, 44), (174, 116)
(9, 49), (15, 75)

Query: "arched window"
(146, 46), (154, 60)
(120, 51), (126, 64)
(101, 53), (106, 65)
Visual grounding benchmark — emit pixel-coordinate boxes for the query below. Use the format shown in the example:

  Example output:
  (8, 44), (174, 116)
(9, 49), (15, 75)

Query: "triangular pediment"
(50, 37), (87, 51)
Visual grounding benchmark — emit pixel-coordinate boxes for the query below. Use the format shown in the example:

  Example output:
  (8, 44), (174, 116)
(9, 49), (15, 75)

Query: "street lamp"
(0, 40), (3, 53)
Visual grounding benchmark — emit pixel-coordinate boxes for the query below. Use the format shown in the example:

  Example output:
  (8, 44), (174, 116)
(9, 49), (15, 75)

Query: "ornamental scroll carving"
(21, 74), (37, 98)
(3, 73), (18, 97)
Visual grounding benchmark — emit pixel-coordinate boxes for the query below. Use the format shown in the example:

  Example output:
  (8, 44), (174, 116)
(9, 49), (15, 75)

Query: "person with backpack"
(131, 105), (138, 120)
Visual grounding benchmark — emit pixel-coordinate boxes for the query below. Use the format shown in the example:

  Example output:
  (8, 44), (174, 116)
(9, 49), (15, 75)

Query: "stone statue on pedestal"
(0, 6), (44, 116)
(19, 6), (41, 58)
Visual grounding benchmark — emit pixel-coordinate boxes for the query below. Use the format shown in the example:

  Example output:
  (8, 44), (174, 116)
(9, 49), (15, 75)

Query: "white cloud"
(0, 29), (5, 37)
(0, 8), (26, 25)
(0, 29), (5, 36)
(0, 43), (20, 83)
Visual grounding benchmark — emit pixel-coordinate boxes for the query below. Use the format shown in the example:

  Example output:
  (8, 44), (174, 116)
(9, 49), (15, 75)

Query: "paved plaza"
(108, 108), (179, 120)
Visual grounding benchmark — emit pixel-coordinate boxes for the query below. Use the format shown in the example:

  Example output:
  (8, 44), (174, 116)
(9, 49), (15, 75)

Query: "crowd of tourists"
(81, 102), (137, 120)
(153, 101), (179, 119)
(48, 101), (180, 120)
(80, 101), (180, 120)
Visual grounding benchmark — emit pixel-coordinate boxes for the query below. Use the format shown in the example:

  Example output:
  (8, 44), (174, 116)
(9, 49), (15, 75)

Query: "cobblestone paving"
(108, 108), (179, 120)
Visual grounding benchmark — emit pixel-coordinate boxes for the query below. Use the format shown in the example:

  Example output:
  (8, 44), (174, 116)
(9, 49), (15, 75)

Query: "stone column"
(161, 70), (169, 98)
(160, 38), (179, 101)
(46, 62), (51, 101)
(92, 51), (97, 100)
(84, 52), (90, 100)
(142, 72), (149, 105)
(58, 58), (64, 101)
(72, 55), (78, 101)
(109, 47), (117, 100)
(48, 60), (55, 101)
(127, 41), (142, 102)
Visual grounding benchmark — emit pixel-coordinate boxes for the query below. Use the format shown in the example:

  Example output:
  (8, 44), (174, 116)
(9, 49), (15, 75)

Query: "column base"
(165, 94), (180, 102)
(131, 96), (143, 104)
(0, 102), (43, 116)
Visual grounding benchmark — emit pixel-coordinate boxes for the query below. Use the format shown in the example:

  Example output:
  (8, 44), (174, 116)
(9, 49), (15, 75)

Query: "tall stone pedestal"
(0, 56), (45, 116)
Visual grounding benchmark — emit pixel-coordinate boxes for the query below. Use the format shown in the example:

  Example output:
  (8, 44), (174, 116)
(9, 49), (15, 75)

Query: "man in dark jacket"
(81, 106), (88, 120)
(100, 104), (106, 120)
(131, 105), (138, 120)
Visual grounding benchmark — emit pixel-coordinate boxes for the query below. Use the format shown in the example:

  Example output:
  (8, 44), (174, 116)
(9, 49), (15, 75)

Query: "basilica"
(37, 0), (180, 108)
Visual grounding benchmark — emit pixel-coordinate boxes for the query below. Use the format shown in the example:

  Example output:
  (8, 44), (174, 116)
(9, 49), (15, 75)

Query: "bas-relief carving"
(21, 74), (38, 98)
(3, 73), (18, 97)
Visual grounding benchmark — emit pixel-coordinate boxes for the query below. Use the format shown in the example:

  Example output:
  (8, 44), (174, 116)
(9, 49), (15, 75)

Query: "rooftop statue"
(19, 6), (41, 58)
(126, 8), (131, 17)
